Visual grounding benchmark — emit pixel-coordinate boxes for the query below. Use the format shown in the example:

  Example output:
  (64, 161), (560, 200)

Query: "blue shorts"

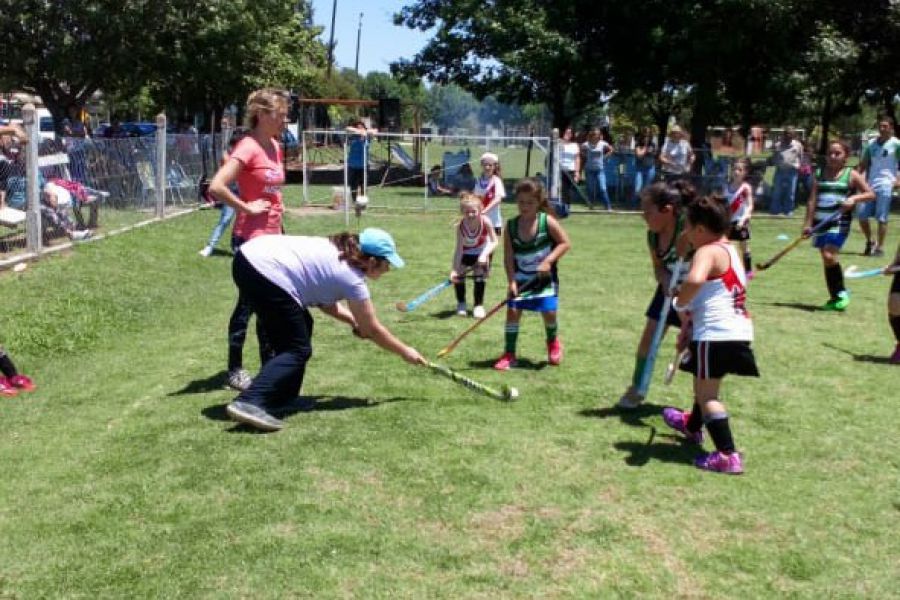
(812, 231), (848, 250)
(508, 294), (558, 312)
(856, 189), (893, 223)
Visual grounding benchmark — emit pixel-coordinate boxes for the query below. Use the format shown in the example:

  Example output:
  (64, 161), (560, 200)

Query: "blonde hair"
(244, 88), (289, 129)
(459, 192), (481, 212)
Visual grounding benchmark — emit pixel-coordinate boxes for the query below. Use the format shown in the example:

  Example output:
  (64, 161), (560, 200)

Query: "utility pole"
(354, 12), (363, 77)
(326, 0), (338, 78)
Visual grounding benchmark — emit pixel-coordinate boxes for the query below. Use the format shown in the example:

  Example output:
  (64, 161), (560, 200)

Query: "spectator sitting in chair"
(427, 165), (456, 197)
(42, 179), (91, 241)
(455, 163), (476, 193)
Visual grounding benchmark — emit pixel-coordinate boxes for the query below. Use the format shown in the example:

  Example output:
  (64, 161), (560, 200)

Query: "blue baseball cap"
(359, 228), (405, 268)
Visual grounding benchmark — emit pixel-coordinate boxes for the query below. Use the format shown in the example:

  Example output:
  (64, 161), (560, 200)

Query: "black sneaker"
(226, 401), (284, 431)
(863, 241), (873, 256)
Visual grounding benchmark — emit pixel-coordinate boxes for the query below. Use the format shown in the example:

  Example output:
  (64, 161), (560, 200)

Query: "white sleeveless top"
(726, 182), (752, 224)
(689, 243), (753, 342)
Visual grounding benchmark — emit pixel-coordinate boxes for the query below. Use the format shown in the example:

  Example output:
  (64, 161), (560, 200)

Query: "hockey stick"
(436, 276), (542, 358)
(664, 349), (689, 385)
(396, 279), (453, 312)
(844, 264), (900, 279)
(426, 361), (519, 401)
(636, 258), (686, 397)
(756, 210), (842, 271)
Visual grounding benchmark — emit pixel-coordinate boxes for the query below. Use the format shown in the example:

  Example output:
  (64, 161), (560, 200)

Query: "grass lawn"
(0, 192), (898, 598)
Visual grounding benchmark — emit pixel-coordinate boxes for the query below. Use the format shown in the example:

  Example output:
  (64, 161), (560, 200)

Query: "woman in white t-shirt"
(559, 127), (581, 206)
(660, 125), (695, 181)
(226, 228), (427, 432)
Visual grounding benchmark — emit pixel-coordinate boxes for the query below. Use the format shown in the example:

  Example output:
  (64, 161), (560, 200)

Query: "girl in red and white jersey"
(473, 152), (506, 235)
(450, 193), (498, 318)
(725, 157), (754, 279)
(666, 195), (759, 475)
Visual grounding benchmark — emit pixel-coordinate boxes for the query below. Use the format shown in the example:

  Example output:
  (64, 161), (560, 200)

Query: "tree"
(426, 84), (479, 132)
(393, 0), (611, 130)
(0, 0), (166, 128)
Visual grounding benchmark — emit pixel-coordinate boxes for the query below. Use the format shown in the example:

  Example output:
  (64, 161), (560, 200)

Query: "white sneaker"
(199, 246), (213, 257)
(70, 230), (91, 241)
(456, 303), (468, 317)
(472, 305), (486, 319)
(616, 386), (645, 409)
(226, 368), (254, 392)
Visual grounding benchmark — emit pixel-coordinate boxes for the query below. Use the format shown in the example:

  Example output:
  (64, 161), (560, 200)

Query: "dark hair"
(228, 127), (250, 151)
(877, 115), (895, 126)
(514, 177), (555, 217)
(328, 232), (384, 272)
(827, 139), (851, 157)
(685, 194), (730, 235)
(640, 180), (697, 212)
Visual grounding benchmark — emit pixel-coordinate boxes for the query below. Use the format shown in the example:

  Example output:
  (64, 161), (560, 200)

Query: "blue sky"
(309, 0), (433, 76)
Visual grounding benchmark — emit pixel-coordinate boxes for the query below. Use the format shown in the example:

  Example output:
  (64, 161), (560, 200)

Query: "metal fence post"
(549, 128), (560, 203)
(155, 113), (166, 218)
(23, 103), (42, 254)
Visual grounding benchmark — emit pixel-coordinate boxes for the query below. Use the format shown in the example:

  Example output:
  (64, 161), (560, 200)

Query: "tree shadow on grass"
(613, 429), (700, 467)
(169, 371), (230, 396)
(467, 357), (548, 371)
(578, 403), (667, 429)
(823, 342), (893, 364)
(756, 301), (822, 313)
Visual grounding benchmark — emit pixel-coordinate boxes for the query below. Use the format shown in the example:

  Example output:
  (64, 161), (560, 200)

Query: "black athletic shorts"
(645, 285), (682, 328)
(459, 253), (489, 278)
(678, 340), (759, 380)
(891, 271), (900, 294)
(728, 223), (751, 242)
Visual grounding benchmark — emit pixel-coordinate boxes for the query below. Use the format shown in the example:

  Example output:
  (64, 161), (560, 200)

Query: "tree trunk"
(818, 95), (832, 157)
(690, 80), (716, 175)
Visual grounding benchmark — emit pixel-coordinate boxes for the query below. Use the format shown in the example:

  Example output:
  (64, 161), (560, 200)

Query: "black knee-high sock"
(824, 264), (844, 300)
(743, 252), (752, 273)
(454, 282), (466, 304)
(891, 315), (900, 343)
(686, 402), (703, 433)
(474, 280), (485, 306)
(0, 348), (18, 378)
(704, 411), (736, 454)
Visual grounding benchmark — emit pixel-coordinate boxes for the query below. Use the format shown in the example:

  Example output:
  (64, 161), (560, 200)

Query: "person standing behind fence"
(559, 127), (581, 207)
(633, 127), (658, 205)
(659, 125), (694, 183)
(581, 128), (613, 210)
(209, 88), (288, 392)
(346, 120), (377, 204)
(769, 128), (803, 216)
(856, 115), (900, 257)
(474, 152), (506, 235)
(199, 128), (249, 257)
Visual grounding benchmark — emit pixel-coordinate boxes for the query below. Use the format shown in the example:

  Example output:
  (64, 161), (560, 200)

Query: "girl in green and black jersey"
(493, 178), (571, 370)
(803, 140), (873, 311)
(618, 181), (696, 409)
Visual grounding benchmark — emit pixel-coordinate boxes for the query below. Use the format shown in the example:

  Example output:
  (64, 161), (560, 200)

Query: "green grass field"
(0, 192), (898, 598)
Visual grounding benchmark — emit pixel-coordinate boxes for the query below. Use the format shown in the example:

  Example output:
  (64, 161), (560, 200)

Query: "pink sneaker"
(694, 451), (743, 474)
(0, 377), (19, 397)
(493, 352), (517, 371)
(662, 407), (703, 444)
(890, 344), (900, 365)
(548, 338), (563, 365)
(9, 374), (35, 392)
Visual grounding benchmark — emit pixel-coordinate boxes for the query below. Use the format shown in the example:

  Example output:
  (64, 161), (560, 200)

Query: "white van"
(37, 108), (55, 140)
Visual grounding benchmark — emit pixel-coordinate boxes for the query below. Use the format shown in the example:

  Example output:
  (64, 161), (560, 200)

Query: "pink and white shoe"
(9, 374), (36, 392)
(0, 377), (19, 397)
(493, 352), (517, 371)
(548, 338), (563, 365)
(694, 451), (744, 474)
(662, 407), (703, 444)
